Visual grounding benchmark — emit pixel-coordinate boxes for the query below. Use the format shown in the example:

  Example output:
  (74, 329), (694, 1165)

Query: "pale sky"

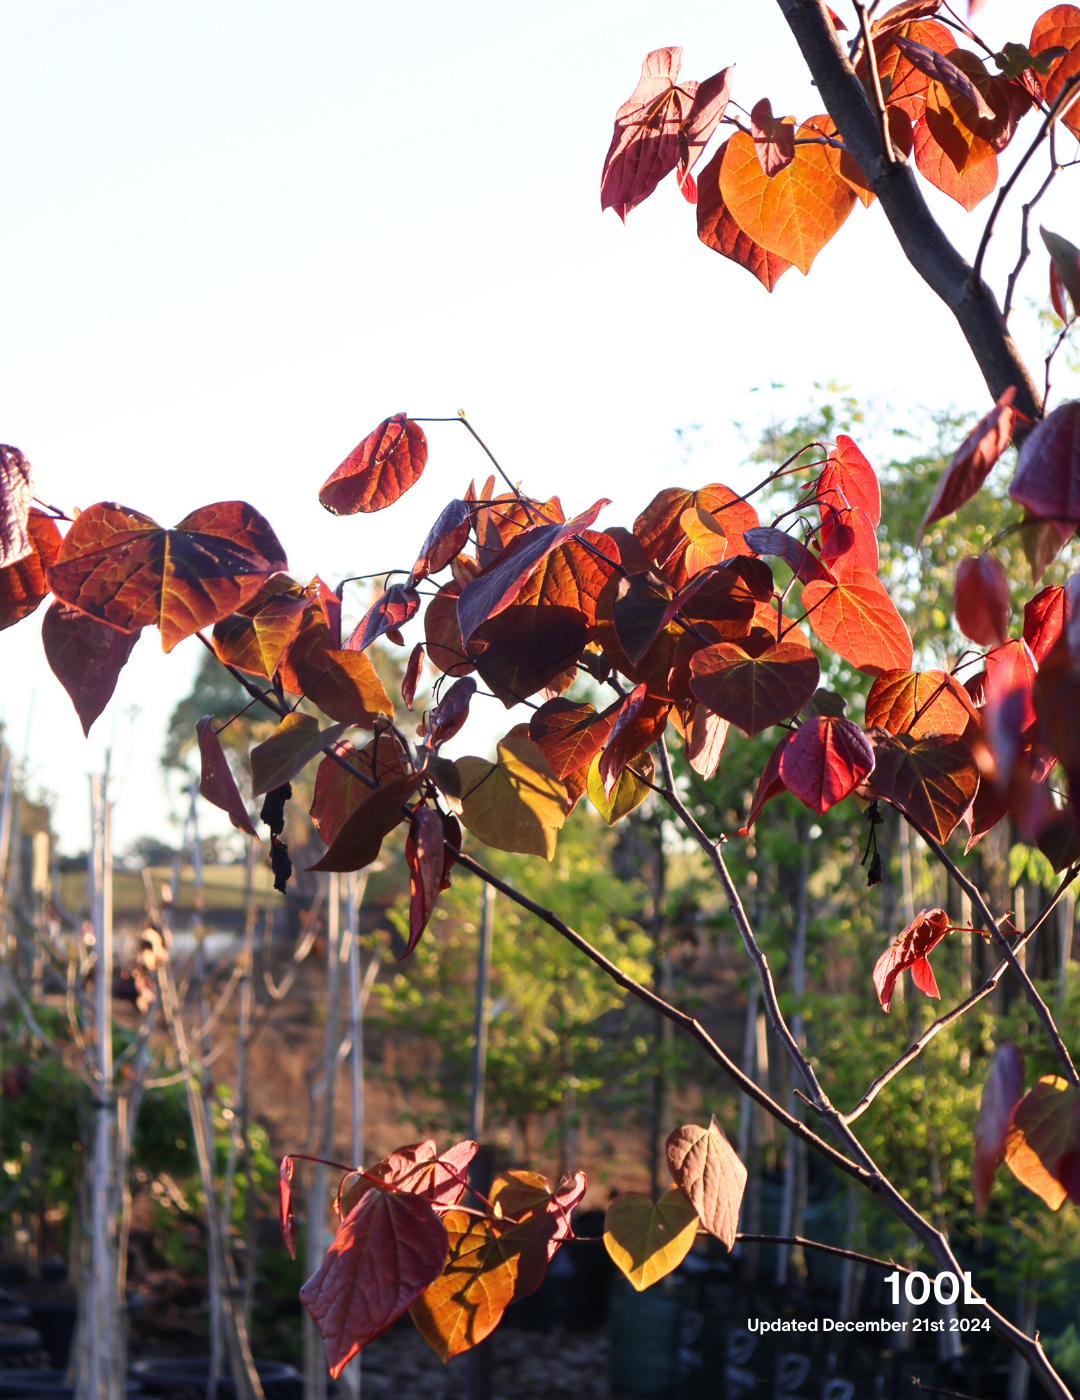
(0, 0), (1073, 852)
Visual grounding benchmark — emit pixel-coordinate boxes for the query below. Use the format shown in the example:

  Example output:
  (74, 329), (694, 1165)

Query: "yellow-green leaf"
(1004, 1075), (1077, 1210)
(249, 712), (349, 795)
(587, 751), (654, 825)
(603, 1188), (699, 1292)
(457, 735), (567, 860)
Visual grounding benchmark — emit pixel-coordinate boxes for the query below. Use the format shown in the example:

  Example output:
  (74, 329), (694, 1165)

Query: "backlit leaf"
(743, 526), (834, 584)
(404, 808), (452, 958)
(598, 684), (670, 796)
(410, 1210), (547, 1361)
(717, 119), (857, 276)
(457, 736), (567, 859)
(279, 1156), (295, 1258)
(425, 675), (477, 748)
(358, 1139), (478, 1210)
(666, 1118), (746, 1249)
(867, 16), (957, 120)
(973, 1043), (1025, 1213)
(864, 669), (978, 738)
(1043, 228), (1080, 317)
(954, 554), (1010, 647)
(690, 641), (820, 736)
(46, 501), (287, 654)
(346, 584), (420, 653)
(0, 446), (33, 569)
(1005, 1074), (1077, 1209)
(1030, 6), (1080, 134)
(1023, 585), (1068, 664)
(750, 99), (795, 176)
(587, 751), (654, 825)
(411, 500), (472, 584)
(293, 646), (394, 729)
(212, 589), (308, 680)
(319, 414), (428, 516)
(818, 504), (879, 578)
(917, 388), (1017, 543)
(696, 143), (793, 290)
(456, 501), (608, 644)
(985, 637), (1038, 732)
(603, 1189), (699, 1292)
(300, 1188), (448, 1375)
(0, 511), (61, 632)
(801, 570), (913, 676)
(777, 715), (875, 815)
(600, 49), (713, 220)
(873, 906), (951, 1012)
(817, 436), (881, 527)
(739, 732), (791, 834)
(310, 737), (410, 845)
(250, 712), (350, 796)
(1008, 400), (1080, 533)
(309, 771), (421, 873)
(530, 698), (618, 780)
(866, 731), (980, 840)
(634, 485), (759, 587)
(196, 716), (258, 837)
(681, 702), (729, 780)
(402, 643), (424, 709)
(913, 67), (998, 210)
(42, 601), (141, 737)
(425, 581), (474, 677)
(893, 34), (995, 116)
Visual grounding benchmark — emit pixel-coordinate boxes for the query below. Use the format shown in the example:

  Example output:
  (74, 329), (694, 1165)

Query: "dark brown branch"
(774, 0), (1042, 423)
(450, 848), (872, 1186)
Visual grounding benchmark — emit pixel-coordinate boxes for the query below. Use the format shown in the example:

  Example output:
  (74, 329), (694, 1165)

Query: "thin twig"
(974, 70), (1080, 285)
(735, 1234), (912, 1273)
(910, 818), (1080, 1087)
(855, 1), (896, 162)
(1003, 139), (1061, 319)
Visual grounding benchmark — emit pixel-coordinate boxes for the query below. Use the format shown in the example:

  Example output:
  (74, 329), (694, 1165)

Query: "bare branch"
(774, 0), (1043, 422)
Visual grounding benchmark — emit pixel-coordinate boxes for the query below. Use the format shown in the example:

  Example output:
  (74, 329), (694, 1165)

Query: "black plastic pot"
(131, 1359), (301, 1400)
(0, 1325), (45, 1369)
(15, 1305), (75, 1371)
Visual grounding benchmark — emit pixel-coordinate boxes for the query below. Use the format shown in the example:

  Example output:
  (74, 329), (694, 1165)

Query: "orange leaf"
(634, 485), (759, 587)
(865, 669), (979, 738)
(1030, 5), (1080, 135)
(689, 641), (820, 736)
(211, 589), (308, 680)
(409, 1211), (547, 1360)
(319, 414), (428, 516)
(817, 435), (881, 526)
(46, 502), (287, 654)
(696, 142), (793, 290)
(717, 119), (857, 275)
(1005, 1074), (1078, 1210)
(866, 16), (957, 121)
(530, 698), (618, 780)
(801, 570), (912, 675)
(913, 63), (998, 210)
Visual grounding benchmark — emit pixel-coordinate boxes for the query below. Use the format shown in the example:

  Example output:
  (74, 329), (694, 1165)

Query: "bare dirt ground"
(357, 1325), (609, 1400)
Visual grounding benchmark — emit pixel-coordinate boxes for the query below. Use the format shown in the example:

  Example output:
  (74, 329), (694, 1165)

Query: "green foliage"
(372, 807), (653, 1141)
